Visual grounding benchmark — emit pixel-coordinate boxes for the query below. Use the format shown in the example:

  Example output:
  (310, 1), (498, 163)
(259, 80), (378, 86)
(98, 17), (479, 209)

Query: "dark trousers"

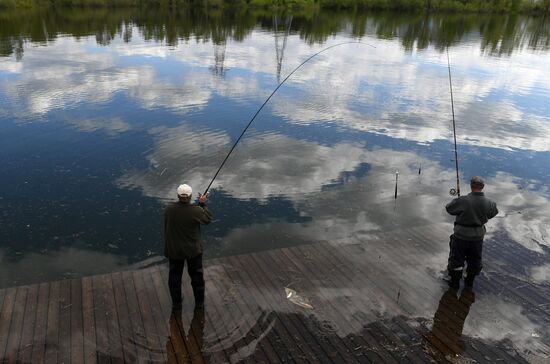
(168, 255), (205, 307)
(447, 235), (483, 276)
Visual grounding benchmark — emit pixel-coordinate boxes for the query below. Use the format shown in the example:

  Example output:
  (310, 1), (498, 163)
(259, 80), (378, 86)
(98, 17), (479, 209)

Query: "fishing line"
(202, 41), (376, 196)
(446, 47), (461, 197)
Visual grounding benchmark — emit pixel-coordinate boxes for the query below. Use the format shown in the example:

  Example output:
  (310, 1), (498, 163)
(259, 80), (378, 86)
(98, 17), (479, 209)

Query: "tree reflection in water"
(1, 9), (549, 60)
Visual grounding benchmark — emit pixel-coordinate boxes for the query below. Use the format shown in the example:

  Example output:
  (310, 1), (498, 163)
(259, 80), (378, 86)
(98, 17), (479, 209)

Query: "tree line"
(1, 0), (550, 12)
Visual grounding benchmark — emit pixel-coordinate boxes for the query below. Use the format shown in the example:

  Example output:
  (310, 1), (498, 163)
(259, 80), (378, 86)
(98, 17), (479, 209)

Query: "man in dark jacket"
(446, 176), (498, 289)
(165, 183), (213, 310)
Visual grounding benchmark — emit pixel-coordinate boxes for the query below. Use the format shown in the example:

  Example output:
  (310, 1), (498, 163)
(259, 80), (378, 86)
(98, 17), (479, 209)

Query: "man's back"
(164, 201), (213, 259)
(446, 192), (498, 241)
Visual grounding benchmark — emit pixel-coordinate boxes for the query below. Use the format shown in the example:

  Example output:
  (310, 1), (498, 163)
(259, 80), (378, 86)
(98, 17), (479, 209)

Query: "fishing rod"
(446, 47), (461, 197)
(202, 41), (376, 196)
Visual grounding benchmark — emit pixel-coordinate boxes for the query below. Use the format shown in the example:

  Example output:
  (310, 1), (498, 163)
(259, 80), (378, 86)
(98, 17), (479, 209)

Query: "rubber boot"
(448, 270), (463, 289)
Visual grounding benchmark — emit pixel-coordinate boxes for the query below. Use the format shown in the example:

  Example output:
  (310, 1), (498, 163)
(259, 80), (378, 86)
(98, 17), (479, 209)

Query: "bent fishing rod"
(202, 41), (375, 196)
(446, 47), (461, 197)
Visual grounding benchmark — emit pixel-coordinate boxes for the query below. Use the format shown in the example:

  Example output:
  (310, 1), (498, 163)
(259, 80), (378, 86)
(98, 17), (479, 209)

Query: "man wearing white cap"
(164, 183), (212, 310)
(446, 176), (498, 289)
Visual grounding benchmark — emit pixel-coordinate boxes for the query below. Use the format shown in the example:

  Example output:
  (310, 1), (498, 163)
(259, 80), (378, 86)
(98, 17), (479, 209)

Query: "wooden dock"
(1, 223), (549, 363)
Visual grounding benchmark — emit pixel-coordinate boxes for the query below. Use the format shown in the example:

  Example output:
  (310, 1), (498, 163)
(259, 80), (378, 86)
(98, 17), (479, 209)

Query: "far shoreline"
(1, 0), (550, 14)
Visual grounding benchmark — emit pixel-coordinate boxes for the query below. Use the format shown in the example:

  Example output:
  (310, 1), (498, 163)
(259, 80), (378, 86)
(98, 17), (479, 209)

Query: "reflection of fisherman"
(446, 176), (498, 289)
(164, 184), (213, 310)
(425, 288), (476, 355)
(167, 308), (206, 363)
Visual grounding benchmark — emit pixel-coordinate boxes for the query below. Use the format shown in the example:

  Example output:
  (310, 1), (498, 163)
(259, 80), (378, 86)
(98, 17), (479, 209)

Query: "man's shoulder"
(472, 193), (497, 208)
(166, 202), (202, 211)
(165, 201), (177, 208)
(165, 202), (183, 212)
(449, 196), (466, 204)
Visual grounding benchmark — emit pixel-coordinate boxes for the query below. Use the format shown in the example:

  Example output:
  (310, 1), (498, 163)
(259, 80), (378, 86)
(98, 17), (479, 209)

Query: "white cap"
(177, 184), (192, 196)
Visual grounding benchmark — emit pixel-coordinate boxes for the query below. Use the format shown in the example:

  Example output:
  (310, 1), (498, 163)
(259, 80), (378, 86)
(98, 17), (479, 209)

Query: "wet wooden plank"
(287, 244), (401, 363)
(168, 312), (188, 363)
(44, 281), (61, 364)
(58, 279), (72, 364)
(0, 289), (5, 319)
(483, 243), (550, 310)
(148, 267), (185, 364)
(31, 282), (50, 363)
(319, 243), (430, 362)
(324, 238), (428, 361)
(206, 258), (275, 364)
(202, 261), (250, 363)
(132, 269), (164, 362)
(213, 259), (280, 363)
(288, 244), (400, 364)
(388, 316), (431, 361)
(0, 287), (18, 361)
(143, 267), (179, 364)
(352, 229), (440, 313)
(182, 292), (207, 364)
(71, 278), (84, 364)
(82, 277), (96, 364)
(111, 272), (138, 363)
(233, 252), (316, 363)
(4, 287), (27, 362)
(224, 256), (302, 362)
(225, 254), (300, 363)
(121, 270), (152, 363)
(472, 279), (539, 362)
(103, 274), (125, 364)
(277, 246), (377, 362)
(92, 275), (110, 364)
(18, 283), (39, 362)
(257, 250), (343, 364)
(422, 329), (453, 362)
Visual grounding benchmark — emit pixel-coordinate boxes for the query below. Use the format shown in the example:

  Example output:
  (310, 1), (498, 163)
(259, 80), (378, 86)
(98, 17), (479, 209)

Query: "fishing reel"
(449, 188), (457, 196)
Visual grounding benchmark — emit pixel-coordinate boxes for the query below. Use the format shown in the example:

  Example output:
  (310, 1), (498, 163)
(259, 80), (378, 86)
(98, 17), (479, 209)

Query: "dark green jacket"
(446, 192), (498, 241)
(164, 201), (213, 259)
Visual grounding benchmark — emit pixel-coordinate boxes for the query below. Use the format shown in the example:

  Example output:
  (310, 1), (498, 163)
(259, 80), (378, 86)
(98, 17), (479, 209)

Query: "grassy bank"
(1, 0), (549, 12)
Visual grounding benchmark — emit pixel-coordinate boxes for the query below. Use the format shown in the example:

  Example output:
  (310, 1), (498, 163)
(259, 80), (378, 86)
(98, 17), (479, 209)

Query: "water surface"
(1, 8), (549, 289)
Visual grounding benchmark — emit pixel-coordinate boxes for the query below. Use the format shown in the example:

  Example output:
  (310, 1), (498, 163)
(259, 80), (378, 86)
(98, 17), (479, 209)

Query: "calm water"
(1, 9), (549, 288)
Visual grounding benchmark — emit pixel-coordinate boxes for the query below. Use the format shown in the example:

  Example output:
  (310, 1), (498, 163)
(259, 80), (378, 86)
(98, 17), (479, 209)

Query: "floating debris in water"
(394, 171), (399, 200)
(285, 287), (313, 309)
